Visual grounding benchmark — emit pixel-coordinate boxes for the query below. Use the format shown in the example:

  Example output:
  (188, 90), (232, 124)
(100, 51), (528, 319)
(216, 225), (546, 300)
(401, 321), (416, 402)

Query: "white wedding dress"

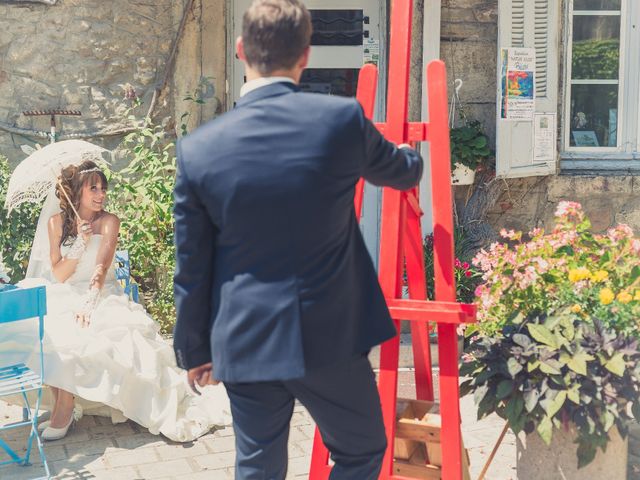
(2, 233), (231, 442)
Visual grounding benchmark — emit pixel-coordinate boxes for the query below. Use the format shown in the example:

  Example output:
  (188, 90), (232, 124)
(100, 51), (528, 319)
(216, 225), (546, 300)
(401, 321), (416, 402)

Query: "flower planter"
(451, 163), (475, 185)
(516, 425), (627, 480)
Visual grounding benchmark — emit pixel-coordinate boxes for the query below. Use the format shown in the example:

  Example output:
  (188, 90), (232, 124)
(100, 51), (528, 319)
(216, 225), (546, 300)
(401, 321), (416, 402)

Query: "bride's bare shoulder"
(97, 212), (121, 233)
(47, 213), (63, 229)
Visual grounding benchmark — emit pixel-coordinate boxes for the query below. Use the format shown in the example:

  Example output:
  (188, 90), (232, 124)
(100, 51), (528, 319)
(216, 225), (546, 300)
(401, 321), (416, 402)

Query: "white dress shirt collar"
(239, 76), (296, 97)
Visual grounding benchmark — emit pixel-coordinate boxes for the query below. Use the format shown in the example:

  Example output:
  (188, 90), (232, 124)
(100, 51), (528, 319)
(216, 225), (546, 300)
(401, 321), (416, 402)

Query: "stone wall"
(442, 0), (640, 236)
(0, 0), (226, 167)
(440, 0), (498, 142)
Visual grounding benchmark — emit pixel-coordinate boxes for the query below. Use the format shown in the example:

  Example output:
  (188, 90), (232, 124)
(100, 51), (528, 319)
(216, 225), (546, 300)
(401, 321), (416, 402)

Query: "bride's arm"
(48, 215), (83, 283)
(88, 214), (120, 290)
(75, 214), (120, 327)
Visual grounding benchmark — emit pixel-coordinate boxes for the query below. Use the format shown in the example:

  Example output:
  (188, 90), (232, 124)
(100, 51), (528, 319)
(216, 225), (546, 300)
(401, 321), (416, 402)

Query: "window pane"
(572, 16), (620, 79)
(574, 0), (621, 10)
(300, 68), (360, 97)
(569, 84), (618, 147)
(309, 10), (364, 46)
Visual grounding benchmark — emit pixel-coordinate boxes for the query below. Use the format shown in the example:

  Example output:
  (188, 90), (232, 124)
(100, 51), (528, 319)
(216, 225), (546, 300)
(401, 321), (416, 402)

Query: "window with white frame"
(565, 0), (640, 155)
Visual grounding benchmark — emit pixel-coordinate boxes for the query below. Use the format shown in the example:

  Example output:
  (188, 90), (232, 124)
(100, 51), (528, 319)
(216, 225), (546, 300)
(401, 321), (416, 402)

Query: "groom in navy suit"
(173, 0), (423, 478)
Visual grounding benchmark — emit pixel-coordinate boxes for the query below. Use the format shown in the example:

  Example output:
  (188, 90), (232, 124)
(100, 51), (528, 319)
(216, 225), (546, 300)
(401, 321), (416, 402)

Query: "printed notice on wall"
(500, 48), (536, 121)
(363, 38), (380, 66)
(533, 113), (556, 162)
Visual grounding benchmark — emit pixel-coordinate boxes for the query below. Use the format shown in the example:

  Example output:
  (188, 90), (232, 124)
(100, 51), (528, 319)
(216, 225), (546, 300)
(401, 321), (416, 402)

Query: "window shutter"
(496, 0), (560, 178)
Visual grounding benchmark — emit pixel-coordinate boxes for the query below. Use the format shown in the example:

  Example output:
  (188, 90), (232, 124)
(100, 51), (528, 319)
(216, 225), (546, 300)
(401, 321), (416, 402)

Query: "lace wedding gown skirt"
(1, 235), (231, 442)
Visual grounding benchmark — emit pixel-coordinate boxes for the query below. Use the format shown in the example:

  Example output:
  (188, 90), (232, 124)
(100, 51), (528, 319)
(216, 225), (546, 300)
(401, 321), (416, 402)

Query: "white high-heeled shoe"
(37, 420), (50, 433)
(41, 415), (74, 441)
(41, 405), (83, 441)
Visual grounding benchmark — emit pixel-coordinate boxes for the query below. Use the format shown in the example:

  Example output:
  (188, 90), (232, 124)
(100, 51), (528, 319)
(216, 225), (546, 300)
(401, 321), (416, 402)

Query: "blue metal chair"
(115, 250), (140, 303)
(0, 285), (50, 479)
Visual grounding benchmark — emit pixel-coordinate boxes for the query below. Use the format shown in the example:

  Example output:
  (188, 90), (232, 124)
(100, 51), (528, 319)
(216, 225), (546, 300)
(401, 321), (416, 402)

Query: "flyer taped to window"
(500, 48), (536, 121)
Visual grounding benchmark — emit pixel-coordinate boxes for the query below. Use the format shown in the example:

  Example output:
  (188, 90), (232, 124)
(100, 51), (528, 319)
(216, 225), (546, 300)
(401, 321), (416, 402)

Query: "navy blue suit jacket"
(173, 82), (423, 383)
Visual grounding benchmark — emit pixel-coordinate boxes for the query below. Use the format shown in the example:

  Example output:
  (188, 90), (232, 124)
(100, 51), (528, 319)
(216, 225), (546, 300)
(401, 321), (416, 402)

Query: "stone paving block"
(155, 441), (208, 459)
(297, 423), (315, 438)
(290, 411), (312, 426)
(113, 431), (167, 449)
(203, 434), (236, 453)
(176, 468), (233, 479)
(137, 458), (194, 478)
(106, 446), (160, 468)
(287, 455), (311, 477)
(50, 453), (107, 476)
(288, 426), (308, 442)
(90, 465), (140, 480)
(193, 451), (236, 470)
(63, 437), (117, 456)
(88, 422), (137, 439)
(215, 426), (235, 437)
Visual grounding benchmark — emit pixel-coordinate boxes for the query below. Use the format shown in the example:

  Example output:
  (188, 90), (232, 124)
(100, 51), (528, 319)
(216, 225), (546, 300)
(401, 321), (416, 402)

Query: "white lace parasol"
(4, 140), (110, 214)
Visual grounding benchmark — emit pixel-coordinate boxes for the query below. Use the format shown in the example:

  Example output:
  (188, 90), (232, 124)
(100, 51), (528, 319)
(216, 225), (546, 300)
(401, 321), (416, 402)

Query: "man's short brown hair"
(242, 0), (312, 75)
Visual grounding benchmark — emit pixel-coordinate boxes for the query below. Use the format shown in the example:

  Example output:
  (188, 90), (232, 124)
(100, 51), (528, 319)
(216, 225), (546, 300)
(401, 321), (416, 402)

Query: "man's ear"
(236, 36), (246, 62)
(298, 46), (310, 70)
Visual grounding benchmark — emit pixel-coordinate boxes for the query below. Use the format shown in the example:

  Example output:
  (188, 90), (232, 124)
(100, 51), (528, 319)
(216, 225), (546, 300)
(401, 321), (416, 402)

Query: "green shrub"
(0, 155), (39, 279)
(108, 121), (177, 335)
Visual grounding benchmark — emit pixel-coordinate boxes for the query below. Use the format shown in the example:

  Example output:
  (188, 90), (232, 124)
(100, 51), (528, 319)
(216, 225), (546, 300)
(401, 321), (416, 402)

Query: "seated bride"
(6, 159), (230, 442)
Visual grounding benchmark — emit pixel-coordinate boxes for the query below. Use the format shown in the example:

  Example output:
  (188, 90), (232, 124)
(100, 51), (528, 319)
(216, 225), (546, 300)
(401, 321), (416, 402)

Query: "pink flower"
(462, 262), (470, 270)
(455, 258), (462, 268)
(632, 239), (640, 254)
(555, 201), (582, 218)
(607, 224), (635, 243)
(464, 270), (472, 278)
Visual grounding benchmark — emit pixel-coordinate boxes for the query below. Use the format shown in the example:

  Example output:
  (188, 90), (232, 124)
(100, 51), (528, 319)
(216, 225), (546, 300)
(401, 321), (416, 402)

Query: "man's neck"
(245, 69), (300, 84)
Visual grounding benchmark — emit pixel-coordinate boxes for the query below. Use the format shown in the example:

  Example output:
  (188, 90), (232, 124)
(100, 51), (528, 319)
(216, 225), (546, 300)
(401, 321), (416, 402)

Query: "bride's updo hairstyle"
(56, 160), (108, 247)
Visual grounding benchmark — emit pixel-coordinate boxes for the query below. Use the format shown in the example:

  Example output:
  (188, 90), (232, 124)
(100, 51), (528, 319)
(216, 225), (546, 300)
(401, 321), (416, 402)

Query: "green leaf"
(544, 390), (567, 418)
(605, 353), (626, 377)
(577, 442), (597, 469)
(513, 333), (531, 348)
(474, 384), (489, 405)
(567, 352), (594, 376)
(504, 396), (524, 430)
(527, 360), (540, 372)
(537, 415), (553, 446)
(496, 380), (514, 400)
(527, 324), (558, 349)
(523, 389), (540, 413)
(567, 386), (580, 404)
(507, 357), (524, 377)
(540, 361), (562, 375)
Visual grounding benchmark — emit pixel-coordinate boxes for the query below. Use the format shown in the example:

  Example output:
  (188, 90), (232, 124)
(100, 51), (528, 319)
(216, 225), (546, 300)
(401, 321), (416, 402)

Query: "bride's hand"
(76, 218), (93, 242)
(75, 312), (91, 328)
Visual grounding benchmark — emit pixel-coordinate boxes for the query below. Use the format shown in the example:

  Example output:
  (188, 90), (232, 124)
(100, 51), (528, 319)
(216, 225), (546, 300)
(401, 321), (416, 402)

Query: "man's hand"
(187, 362), (220, 394)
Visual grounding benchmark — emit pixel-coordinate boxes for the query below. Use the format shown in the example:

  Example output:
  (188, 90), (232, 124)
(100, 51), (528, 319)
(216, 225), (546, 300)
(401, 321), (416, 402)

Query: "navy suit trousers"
(224, 354), (387, 480)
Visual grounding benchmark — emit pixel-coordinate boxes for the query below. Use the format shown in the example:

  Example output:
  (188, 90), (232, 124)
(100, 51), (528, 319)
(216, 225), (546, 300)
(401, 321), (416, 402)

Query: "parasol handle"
(56, 180), (82, 222)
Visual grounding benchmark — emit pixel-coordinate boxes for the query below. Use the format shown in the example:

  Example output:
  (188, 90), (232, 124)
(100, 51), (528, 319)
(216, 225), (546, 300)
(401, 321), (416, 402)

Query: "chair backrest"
(0, 286), (47, 327)
(0, 286), (47, 382)
(115, 250), (131, 283)
(115, 250), (139, 303)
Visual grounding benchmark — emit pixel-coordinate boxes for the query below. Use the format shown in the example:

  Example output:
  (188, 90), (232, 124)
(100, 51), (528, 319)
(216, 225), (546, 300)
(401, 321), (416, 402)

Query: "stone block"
(441, 42), (497, 104)
(193, 451), (236, 470)
(106, 446), (159, 467)
(137, 458), (195, 478)
(615, 197), (640, 232)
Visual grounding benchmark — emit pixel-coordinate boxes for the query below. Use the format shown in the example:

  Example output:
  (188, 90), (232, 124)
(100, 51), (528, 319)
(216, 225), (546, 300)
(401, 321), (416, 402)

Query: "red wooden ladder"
(309, 1), (477, 479)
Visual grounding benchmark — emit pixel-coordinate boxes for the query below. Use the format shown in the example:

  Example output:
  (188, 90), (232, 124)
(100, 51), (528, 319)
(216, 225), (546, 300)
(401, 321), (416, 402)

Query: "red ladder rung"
(387, 299), (477, 324)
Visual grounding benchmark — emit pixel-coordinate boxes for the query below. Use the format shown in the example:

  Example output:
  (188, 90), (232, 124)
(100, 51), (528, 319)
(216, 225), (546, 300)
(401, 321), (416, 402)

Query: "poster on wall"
(533, 113), (556, 163)
(363, 38), (380, 66)
(500, 47), (536, 121)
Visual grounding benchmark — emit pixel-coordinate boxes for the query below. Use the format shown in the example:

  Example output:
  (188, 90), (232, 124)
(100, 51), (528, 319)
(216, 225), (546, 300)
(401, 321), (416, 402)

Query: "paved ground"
(0, 364), (517, 480)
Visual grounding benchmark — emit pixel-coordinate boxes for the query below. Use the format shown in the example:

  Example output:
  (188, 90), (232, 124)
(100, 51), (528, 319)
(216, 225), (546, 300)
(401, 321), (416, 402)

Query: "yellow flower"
(591, 270), (609, 283)
(599, 288), (615, 305)
(569, 267), (591, 283)
(635, 291), (640, 301)
(617, 291), (633, 304)
(570, 304), (582, 313)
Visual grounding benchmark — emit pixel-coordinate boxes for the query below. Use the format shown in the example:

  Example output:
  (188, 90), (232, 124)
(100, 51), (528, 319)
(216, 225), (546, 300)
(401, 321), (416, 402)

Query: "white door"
(230, 0), (387, 265)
